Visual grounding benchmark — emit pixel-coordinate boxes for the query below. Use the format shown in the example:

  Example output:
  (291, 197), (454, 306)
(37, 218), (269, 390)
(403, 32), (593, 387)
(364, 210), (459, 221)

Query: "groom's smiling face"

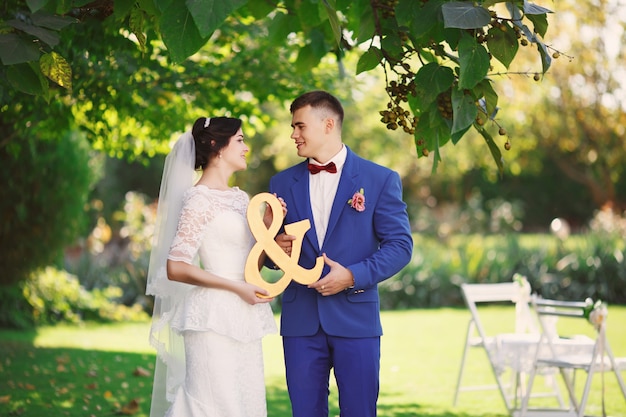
(290, 105), (332, 162)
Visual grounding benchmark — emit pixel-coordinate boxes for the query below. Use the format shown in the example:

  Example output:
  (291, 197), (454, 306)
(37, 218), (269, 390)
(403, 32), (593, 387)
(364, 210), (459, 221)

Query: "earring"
(218, 153), (222, 158)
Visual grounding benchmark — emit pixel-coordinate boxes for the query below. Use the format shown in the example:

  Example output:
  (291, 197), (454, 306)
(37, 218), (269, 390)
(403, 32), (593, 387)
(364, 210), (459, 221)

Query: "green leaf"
(536, 40), (552, 73)
(416, 110), (447, 170)
(356, 47), (382, 75)
(507, 3), (541, 42)
(160, 3), (207, 63)
(476, 126), (504, 175)
(441, 26), (462, 51)
(129, 8), (147, 52)
(155, 0), (175, 11)
(356, 6), (375, 43)
(294, 44), (317, 74)
(441, 2), (491, 29)
(414, 112), (436, 152)
(114, 0), (138, 20)
(245, 0), (275, 19)
(506, 2), (523, 21)
(138, 0), (160, 16)
(322, 0), (342, 47)
(413, 63), (454, 110)
(0, 34), (40, 65)
(268, 12), (294, 44)
(523, 0), (552, 15)
(410, 0), (444, 39)
(486, 22), (519, 68)
(30, 12), (76, 30)
(7, 62), (48, 96)
(458, 35), (490, 90)
(381, 31), (403, 61)
(40, 51), (72, 89)
(297, 0), (323, 29)
(6, 19), (60, 47)
(477, 79), (498, 119)
(186, 0), (247, 38)
(51, 0), (74, 14)
(395, 0), (415, 26)
(26, 0), (47, 13)
(526, 13), (548, 38)
(295, 30), (327, 73)
(451, 87), (477, 135)
(482, 0), (505, 7)
(451, 124), (471, 144)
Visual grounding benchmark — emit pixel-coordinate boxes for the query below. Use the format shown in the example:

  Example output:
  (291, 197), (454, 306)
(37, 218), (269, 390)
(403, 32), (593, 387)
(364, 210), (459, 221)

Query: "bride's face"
(221, 128), (249, 171)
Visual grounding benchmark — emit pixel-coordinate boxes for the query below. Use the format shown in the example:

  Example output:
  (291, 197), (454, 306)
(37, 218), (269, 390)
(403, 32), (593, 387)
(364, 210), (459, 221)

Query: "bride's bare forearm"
(166, 259), (271, 305)
(166, 259), (239, 292)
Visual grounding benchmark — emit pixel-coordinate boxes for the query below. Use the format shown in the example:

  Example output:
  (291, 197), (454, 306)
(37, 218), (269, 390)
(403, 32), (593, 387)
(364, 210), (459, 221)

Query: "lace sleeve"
(168, 189), (214, 263)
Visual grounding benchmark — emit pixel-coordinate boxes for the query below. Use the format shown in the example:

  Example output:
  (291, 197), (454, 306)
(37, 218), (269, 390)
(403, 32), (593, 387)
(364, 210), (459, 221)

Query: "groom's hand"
(275, 232), (296, 256)
(309, 253), (355, 296)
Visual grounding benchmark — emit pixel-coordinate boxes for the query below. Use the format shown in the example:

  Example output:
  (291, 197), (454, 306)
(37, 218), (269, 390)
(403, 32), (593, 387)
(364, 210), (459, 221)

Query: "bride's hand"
(237, 282), (274, 305)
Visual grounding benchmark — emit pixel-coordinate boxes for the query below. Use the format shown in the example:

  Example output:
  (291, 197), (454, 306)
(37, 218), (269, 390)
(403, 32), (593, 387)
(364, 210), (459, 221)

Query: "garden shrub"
(380, 211), (626, 310)
(0, 130), (96, 286)
(0, 267), (149, 329)
(23, 266), (91, 324)
(65, 191), (156, 310)
(0, 282), (34, 329)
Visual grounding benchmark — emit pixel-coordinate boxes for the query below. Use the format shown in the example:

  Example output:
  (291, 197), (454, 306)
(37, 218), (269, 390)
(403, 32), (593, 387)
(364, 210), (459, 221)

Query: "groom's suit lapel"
(289, 162), (320, 251)
(323, 148), (358, 249)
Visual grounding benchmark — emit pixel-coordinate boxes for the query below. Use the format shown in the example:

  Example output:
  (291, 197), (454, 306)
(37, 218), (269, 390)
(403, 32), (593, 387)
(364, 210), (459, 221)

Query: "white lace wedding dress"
(163, 185), (277, 417)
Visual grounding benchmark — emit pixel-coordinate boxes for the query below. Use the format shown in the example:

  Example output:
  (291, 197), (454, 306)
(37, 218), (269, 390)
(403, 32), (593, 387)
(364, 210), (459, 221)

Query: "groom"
(269, 91), (413, 417)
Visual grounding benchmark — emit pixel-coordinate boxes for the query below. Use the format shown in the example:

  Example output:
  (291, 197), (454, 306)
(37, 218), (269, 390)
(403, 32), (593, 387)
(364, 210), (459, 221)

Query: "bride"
(146, 116), (281, 417)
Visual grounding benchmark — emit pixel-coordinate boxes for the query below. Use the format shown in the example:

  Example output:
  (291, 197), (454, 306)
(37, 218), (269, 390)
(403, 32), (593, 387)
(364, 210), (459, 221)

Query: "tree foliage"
(1, 0), (558, 170)
(493, 0), (626, 211)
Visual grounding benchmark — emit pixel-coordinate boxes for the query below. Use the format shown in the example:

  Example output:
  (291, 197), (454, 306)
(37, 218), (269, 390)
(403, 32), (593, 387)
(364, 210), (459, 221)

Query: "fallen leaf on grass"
(55, 354), (70, 364)
(115, 398), (140, 415)
(0, 395), (10, 403)
(132, 366), (151, 377)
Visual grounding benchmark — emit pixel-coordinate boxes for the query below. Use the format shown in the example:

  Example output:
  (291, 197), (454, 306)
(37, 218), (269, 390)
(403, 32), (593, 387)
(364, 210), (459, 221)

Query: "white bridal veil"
(145, 131), (198, 417)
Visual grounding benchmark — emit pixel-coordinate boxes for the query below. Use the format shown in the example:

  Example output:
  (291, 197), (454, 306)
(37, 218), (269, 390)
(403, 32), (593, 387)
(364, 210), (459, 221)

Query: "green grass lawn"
(1, 307), (625, 417)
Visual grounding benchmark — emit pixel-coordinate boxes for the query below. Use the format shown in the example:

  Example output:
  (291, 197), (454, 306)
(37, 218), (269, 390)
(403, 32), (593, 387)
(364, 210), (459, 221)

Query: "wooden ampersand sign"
(245, 192), (323, 297)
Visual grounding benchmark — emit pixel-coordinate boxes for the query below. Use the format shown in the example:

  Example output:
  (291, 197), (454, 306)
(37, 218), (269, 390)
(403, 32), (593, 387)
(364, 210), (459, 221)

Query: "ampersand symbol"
(244, 193), (323, 297)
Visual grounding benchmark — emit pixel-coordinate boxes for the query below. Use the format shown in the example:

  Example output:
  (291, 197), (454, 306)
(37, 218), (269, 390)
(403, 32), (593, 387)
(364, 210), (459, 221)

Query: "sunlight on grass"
(1, 307), (625, 417)
(33, 321), (154, 353)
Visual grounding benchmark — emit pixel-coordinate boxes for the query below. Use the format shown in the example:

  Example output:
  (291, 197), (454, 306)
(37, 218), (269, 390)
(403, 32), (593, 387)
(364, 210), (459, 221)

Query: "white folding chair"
(454, 279), (564, 415)
(519, 296), (626, 417)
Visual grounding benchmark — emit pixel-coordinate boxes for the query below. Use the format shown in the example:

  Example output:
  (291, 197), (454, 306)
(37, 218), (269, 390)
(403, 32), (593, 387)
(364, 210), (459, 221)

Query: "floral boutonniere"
(348, 188), (365, 212)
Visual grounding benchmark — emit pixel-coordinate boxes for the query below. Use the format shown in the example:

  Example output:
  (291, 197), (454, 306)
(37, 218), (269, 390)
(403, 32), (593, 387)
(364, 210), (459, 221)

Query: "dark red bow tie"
(308, 162), (337, 174)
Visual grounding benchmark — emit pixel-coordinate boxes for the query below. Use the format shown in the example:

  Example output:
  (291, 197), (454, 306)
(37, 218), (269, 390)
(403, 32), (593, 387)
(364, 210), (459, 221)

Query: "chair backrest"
(529, 296), (601, 359)
(462, 282), (525, 303)
(523, 295), (626, 416)
(461, 281), (538, 338)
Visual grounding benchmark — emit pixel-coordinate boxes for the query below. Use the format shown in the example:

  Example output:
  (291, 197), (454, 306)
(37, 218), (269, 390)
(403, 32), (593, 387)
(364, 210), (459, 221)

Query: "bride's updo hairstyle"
(191, 116), (243, 170)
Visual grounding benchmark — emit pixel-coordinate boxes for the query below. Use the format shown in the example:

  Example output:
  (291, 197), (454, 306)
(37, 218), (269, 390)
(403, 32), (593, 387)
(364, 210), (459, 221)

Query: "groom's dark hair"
(290, 90), (344, 128)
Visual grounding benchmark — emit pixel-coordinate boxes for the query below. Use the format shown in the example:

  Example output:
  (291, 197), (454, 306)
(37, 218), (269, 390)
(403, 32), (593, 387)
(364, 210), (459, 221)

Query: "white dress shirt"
(309, 145), (347, 248)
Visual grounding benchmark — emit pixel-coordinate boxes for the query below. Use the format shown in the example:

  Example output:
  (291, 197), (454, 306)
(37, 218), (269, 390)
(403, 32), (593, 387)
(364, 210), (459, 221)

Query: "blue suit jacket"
(269, 147), (413, 338)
